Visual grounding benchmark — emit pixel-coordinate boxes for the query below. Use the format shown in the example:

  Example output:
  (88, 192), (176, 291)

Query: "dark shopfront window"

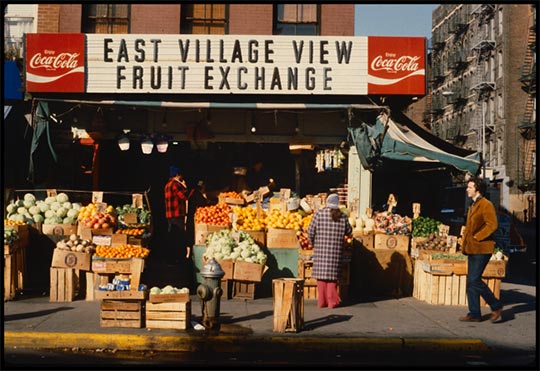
(82, 4), (130, 33)
(274, 4), (319, 35)
(181, 4), (227, 34)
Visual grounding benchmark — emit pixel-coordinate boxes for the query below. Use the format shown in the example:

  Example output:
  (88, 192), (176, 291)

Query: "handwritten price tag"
(92, 192), (103, 204)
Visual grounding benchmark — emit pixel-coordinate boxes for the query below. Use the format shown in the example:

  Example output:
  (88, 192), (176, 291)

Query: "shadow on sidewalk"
(220, 310), (274, 323)
(4, 306), (73, 322)
(303, 314), (353, 331)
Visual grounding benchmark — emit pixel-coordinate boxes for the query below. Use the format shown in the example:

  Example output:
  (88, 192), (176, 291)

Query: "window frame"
(81, 4), (130, 34)
(273, 4), (321, 36)
(180, 4), (229, 34)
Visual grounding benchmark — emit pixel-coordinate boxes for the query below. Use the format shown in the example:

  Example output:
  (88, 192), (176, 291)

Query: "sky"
(355, 4), (438, 38)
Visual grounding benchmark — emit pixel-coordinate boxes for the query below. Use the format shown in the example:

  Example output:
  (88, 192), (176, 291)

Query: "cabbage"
(150, 286), (161, 294)
(63, 217), (75, 224)
(29, 206), (41, 215)
(38, 202), (50, 213)
(50, 202), (61, 211)
(24, 193), (36, 203)
(17, 207), (27, 215)
(56, 207), (68, 218)
(45, 196), (57, 204)
(45, 210), (55, 219)
(56, 193), (69, 203)
(62, 202), (72, 210)
(33, 214), (44, 223)
(6, 203), (16, 213)
(15, 200), (25, 207)
(67, 209), (79, 218)
(72, 203), (82, 210)
(23, 200), (34, 209)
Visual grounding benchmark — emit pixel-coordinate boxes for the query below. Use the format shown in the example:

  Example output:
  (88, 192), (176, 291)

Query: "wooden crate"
(145, 301), (191, 330)
(232, 280), (256, 299)
(221, 279), (233, 300)
(302, 283), (349, 301)
(374, 234), (410, 251)
(273, 278), (304, 333)
(100, 300), (143, 328)
(50, 267), (77, 302)
(297, 260), (349, 286)
(413, 262), (500, 306)
(232, 260), (266, 282)
(4, 252), (17, 301)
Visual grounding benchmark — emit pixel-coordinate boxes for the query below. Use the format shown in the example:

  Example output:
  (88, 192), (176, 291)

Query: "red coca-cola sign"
(367, 36), (426, 95)
(26, 34), (85, 92)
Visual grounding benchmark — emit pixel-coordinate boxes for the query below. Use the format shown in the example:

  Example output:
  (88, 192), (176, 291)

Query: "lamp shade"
(118, 136), (130, 151)
(141, 138), (154, 154)
(156, 140), (169, 153)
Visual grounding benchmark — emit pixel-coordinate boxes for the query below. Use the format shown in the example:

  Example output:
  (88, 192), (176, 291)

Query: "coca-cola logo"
(29, 51), (80, 71)
(371, 54), (420, 73)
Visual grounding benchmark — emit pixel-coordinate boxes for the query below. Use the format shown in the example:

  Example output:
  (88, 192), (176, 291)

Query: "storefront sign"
(26, 34), (425, 95)
(25, 33), (85, 92)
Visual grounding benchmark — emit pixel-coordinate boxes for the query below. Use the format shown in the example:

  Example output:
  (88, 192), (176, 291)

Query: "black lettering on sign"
(238, 67), (248, 89)
(205, 66), (214, 89)
(264, 40), (274, 63)
(134, 39), (145, 62)
(117, 66), (126, 89)
(231, 40), (243, 63)
(178, 39), (189, 62)
(270, 67), (282, 90)
(323, 67), (332, 90)
(150, 39), (161, 62)
(177, 66), (189, 89)
(104, 38), (114, 62)
(133, 66), (143, 89)
(150, 66), (161, 89)
(306, 67), (315, 90)
(248, 40), (258, 63)
(336, 41), (353, 64)
(320, 41), (329, 64)
(219, 66), (231, 90)
(293, 41), (304, 63)
(118, 39), (129, 62)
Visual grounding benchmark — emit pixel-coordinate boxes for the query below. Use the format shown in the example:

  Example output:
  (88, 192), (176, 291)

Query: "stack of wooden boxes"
(4, 224), (29, 301)
(146, 292), (191, 330)
(49, 245), (93, 302)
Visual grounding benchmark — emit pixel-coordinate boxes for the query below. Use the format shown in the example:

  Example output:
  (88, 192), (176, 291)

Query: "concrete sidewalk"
(3, 281), (536, 354)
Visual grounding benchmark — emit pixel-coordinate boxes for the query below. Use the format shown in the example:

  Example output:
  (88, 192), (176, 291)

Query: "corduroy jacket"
(462, 196), (498, 255)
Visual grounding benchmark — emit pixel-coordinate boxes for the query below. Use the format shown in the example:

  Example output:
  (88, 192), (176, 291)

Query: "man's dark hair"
(469, 176), (487, 196)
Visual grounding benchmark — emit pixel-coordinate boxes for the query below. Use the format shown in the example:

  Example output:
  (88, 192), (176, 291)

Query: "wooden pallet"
(145, 301), (191, 330)
(272, 278), (304, 333)
(100, 300), (143, 328)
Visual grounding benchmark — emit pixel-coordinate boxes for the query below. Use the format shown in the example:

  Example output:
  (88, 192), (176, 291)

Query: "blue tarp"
(349, 111), (481, 175)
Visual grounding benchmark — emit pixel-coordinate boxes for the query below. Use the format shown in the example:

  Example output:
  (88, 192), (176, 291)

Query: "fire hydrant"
(197, 257), (224, 331)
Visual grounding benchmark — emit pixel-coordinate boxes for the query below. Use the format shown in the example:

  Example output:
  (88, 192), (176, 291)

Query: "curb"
(4, 332), (490, 353)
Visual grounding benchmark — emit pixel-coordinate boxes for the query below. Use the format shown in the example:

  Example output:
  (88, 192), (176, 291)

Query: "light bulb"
(141, 139), (154, 154)
(118, 136), (130, 151)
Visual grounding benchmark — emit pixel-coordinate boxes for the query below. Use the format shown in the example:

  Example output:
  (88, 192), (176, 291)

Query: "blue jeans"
(466, 254), (503, 318)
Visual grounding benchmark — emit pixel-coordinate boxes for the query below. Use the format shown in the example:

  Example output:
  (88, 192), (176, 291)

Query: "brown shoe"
(489, 309), (502, 323)
(459, 315), (481, 322)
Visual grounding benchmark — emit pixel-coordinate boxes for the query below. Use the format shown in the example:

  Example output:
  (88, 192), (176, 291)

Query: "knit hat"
(169, 165), (180, 177)
(326, 194), (339, 209)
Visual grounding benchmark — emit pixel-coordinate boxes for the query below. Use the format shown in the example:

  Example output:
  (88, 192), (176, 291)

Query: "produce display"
(233, 206), (266, 231)
(115, 204), (152, 226)
(414, 233), (451, 252)
(5, 192), (81, 225)
(55, 234), (96, 254)
(354, 213), (376, 234)
(149, 285), (190, 294)
(114, 227), (148, 236)
(430, 252), (467, 261)
(195, 203), (232, 226)
(412, 216), (441, 237)
(373, 211), (411, 235)
(79, 211), (117, 230)
(4, 229), (19, 245)
(94, 244), (150, 259)
(204, 229), (267, 264)
(220, 191), (243, 199)
(264, 209), (304, 230)
(297, 231), (313, 250)
(4, 219), (26, 226)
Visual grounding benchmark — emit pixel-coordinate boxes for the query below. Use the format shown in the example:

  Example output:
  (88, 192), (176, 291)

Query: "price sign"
(123, 213), (138, 225)
(47, 189), (58, 197)
(92, 191), (103, 204)
(438, 224), (450, 236)
(132, 193), (143, 208)
(279, 188), (291, 202)
(387, 193), (397, 213)
(365, 207), (373, 218)
(95, 202), (107, 213)
(412, 203), (421, 219)
(230, 230), (241, 244)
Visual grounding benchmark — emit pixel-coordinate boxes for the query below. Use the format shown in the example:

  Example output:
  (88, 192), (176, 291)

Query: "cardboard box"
(353, 233), (375, 249)
(266, 228), (298, 248)
(242, 229), (265, 246)
(51, 248), (92, 271)
(374, 234), (410, 251)
(42, 223), (78, 237)
(233, 260), (267, 282)
(194, 223), (228, 245)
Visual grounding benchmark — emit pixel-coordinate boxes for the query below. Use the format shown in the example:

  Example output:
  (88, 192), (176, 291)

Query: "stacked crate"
(92, 257), (146, 328)
(146, 293), (191, 330)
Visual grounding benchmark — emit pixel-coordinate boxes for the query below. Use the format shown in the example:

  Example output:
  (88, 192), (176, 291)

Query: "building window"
(82, 4), (129, 33)
(181, 4), (227, 34)
(274, 4), (319, 35)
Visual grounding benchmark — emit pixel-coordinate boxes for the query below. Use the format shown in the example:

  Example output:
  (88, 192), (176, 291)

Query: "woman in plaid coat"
(308, 193), (352, 308)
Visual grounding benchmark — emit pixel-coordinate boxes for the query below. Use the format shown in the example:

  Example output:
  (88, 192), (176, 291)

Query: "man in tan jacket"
(459, 177), (503, 322)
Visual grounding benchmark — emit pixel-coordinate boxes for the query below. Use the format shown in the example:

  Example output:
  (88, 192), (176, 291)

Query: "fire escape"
(517, 4), (537, 193)
(470, 4), (496, 171)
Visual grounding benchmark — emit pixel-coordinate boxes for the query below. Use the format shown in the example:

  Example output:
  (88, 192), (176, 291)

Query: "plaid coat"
(164, 177), (188, 219)
(307, 207), (352, 281)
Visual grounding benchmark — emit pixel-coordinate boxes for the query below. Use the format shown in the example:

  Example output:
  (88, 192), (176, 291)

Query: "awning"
(348, 111), (481, 175)
(36, 98), (386, 111)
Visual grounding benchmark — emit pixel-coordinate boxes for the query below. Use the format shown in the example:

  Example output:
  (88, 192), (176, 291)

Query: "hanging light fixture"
(156, 138), (169, 153)
(117, 135), (130, 151)
(141, 137), (154, 154)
